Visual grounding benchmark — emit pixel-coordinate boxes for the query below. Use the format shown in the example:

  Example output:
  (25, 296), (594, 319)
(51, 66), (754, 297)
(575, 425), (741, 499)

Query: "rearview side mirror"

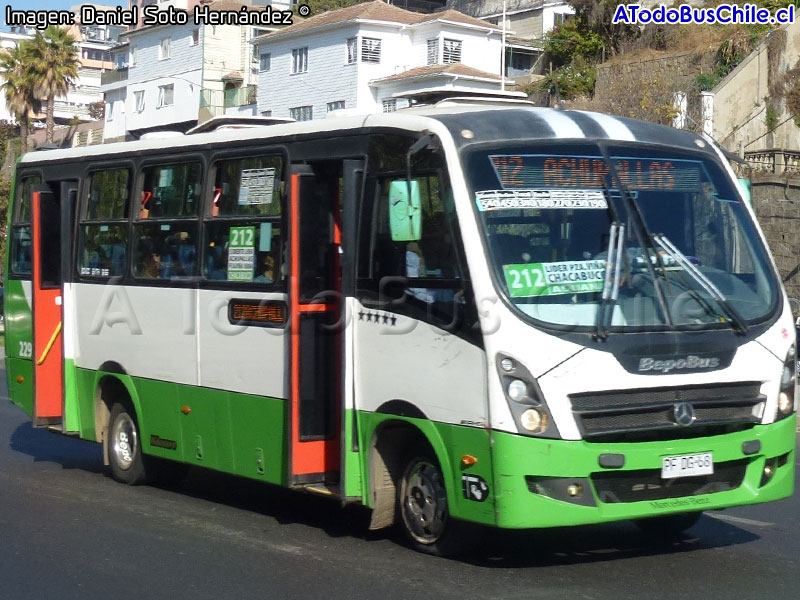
(388, 179), (421, 241)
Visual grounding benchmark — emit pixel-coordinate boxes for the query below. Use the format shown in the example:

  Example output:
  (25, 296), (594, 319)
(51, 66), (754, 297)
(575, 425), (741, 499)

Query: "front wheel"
(397, 454), (478, 556)
(108, 402), (148, 485)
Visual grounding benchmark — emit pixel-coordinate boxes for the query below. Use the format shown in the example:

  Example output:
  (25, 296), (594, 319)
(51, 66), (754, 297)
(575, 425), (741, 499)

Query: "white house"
(128, 0), (298, 28)
(102, 0), (274, 141)
(253, 0), (516, 120)
(447, 0), (575, 79)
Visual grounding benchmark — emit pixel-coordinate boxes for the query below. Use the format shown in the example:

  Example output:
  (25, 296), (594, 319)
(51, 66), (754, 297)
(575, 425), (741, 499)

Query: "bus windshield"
(465, 143), (778, 330)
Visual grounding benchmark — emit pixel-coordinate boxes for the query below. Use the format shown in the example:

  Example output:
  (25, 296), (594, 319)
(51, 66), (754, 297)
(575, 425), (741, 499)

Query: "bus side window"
(78, 168), (130, 279)
(9, 175), (41, 277)
(358, 136), (467, 328)
(132, 162), (202, 280)
(203, 154), (284, 285)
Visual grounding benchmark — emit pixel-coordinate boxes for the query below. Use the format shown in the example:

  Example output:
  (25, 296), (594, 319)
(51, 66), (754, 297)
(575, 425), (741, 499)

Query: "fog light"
(520, 407), (547, 433)
(500, 358), (515, 372)
(778, 392), (793, 415)
(566, 483), (583, 497)
(508, 379), (527, 402)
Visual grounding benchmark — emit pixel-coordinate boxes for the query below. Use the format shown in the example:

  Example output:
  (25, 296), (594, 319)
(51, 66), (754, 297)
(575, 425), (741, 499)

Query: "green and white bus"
(4, 103), (796, 555)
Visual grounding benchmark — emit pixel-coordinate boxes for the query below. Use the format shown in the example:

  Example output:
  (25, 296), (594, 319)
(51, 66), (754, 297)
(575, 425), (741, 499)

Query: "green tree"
(0, 43), (37, 154)
(544, 17), (604, 67)
(27, 26), (80, 144)
(568, 0), (639, 58)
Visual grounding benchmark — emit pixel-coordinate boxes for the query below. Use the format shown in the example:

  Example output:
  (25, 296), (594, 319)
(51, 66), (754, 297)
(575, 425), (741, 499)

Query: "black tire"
(107, 402), (148, 485)
(396, 453), (478, 557)
(635, 512), (702, 537)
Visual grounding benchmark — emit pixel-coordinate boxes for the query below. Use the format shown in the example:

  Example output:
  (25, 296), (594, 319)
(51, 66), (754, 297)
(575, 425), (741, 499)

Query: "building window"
(291, 47), (308, 73)
(327, 100), (345, 112)
(443, 39), (462, 64)
(346, 37), (357, 64)
(289, 105), (313, 121)
(157, 84), (174, 108)
(191, 29), (199, 46)
(260, 109), (272, 116)
(361, 37), (381, 63)
(259, 53), (271, 72)
(106, 102), (113, 121)
(382, 99), (396, 113)
(427, 38), (439, 65)
(159, 37), (171, 60)
(134, 90), (145, 113)
(130, 46), (137, 67)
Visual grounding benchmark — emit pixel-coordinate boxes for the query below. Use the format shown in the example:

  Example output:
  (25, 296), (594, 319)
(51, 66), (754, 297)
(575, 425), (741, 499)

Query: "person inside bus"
(206, 240), (228, 280)
(135, 238), (164, 279)
(166, 231), (196, 277)
(254, 253), (275, 283)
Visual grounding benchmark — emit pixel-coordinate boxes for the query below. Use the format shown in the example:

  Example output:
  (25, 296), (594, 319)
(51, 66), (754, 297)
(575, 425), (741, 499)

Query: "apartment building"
(0, 4), (121, 126)
(103, 1), (274, 141)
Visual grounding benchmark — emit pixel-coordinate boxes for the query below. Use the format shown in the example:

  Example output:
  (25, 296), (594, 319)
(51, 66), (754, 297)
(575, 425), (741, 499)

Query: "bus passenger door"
(288, 164), (341, 484)
(31, 187), (64, 427)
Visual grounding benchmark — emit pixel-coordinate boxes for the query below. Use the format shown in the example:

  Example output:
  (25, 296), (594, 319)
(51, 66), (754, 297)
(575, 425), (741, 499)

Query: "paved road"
(1, 360), (799, 600)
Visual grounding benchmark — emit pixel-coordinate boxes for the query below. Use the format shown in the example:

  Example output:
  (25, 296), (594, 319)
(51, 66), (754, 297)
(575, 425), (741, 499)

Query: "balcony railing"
(224, 85), (257, 109)
(101, 67), (128, 86)
(744, 149), (800, 174)
(200, 85), (257, 113)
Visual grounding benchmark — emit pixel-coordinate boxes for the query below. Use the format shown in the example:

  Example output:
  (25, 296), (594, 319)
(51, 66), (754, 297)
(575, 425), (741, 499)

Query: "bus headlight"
(496, 354), (561, 439)
(776, 345), (796, 420)
(520, 408), (548, 433)
(507, 379), (528, 402)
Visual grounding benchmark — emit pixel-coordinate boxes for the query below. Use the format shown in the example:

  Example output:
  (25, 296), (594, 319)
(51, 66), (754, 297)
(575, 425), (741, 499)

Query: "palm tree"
(28, 26), (80, 143)
(0, 43), (37, 154)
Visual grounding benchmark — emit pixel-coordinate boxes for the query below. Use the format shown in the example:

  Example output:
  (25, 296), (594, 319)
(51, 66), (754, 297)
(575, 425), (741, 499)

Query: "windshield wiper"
(597, 143), (674, 329)
(653, 234), (749, 334)
(595, 222), (625, 340)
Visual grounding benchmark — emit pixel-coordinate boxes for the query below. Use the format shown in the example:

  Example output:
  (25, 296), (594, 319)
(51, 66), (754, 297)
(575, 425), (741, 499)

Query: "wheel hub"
(402, 460), (447, 543)
(111, 413), (138, 471)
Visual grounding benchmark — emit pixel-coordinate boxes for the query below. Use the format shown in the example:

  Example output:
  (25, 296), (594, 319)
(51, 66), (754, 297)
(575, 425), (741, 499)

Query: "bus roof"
(19, 106), (711, 166)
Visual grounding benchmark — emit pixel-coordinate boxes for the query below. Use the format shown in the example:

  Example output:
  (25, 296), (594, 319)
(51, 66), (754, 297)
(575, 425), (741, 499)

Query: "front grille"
(591, 459), (749, 503)
(570, 382), (764, 442)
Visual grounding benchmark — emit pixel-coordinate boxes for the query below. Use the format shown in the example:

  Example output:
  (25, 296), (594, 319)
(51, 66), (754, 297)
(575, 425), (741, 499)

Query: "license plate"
(661, 452), (714, 479)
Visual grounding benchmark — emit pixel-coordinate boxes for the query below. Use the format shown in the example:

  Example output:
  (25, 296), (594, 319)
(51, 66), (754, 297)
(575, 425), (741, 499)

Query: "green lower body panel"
(73, 368), (288, 485)
(356, 412), (496, 526)
(491, 416), (796, 529)
(5, 357), (33, 417)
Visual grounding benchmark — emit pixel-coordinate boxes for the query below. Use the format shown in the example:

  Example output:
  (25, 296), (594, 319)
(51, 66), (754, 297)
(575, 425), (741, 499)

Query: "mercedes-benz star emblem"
(673, 402), (696, 426)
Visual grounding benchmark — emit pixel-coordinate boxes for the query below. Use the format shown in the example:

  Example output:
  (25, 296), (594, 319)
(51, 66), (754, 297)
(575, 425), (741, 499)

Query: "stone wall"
(751, 176), (800, 302)
(594, 50), (715, 104)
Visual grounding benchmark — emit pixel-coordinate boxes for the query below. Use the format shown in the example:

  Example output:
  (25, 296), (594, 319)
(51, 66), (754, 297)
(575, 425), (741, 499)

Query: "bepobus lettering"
(638, 355), (721, 373)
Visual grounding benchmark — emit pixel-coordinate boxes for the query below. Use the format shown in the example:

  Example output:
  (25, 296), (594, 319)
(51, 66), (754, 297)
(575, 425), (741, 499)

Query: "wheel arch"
(92, 370), (143, 466)
(365, 412), (454, 531)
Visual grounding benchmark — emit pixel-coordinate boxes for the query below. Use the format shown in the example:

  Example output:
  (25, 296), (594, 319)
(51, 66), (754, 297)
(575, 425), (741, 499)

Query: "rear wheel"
(108, 402), (148, 485)
(635, 512), (702, 537)
(397, 454), (477, 556)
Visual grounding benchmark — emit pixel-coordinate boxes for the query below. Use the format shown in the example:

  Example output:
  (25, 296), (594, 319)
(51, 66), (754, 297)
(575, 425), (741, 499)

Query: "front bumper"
(490, 415), (796, 529)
